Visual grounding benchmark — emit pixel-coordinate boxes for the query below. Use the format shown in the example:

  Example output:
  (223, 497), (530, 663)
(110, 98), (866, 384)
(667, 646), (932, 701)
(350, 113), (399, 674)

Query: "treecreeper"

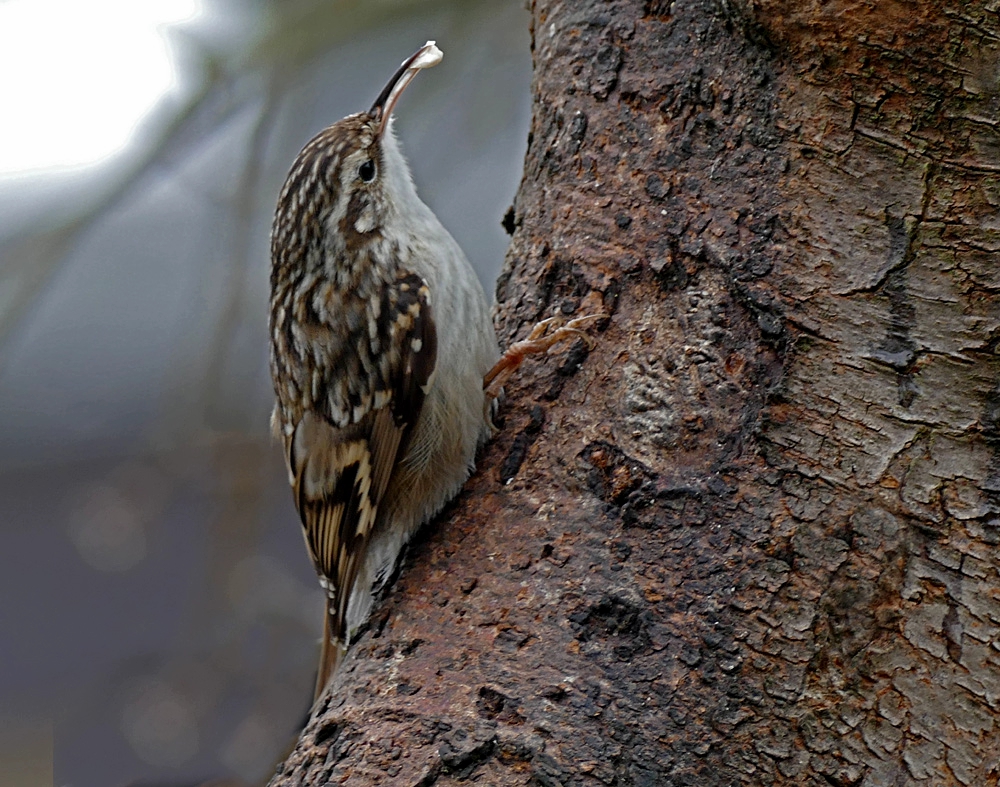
(268, 41), (599, 700)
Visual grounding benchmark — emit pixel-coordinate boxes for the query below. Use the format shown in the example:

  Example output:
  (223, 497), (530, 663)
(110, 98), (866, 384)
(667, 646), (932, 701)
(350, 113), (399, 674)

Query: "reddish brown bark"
(271, 1), (1000, 784)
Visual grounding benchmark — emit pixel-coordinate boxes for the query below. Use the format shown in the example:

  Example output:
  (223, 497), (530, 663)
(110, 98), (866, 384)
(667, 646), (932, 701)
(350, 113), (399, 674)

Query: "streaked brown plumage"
(269, 43), (499, 698)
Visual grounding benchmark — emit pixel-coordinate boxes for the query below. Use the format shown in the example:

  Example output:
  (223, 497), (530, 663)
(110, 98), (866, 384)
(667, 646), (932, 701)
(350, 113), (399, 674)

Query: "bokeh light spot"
(121, 679), (199, 768)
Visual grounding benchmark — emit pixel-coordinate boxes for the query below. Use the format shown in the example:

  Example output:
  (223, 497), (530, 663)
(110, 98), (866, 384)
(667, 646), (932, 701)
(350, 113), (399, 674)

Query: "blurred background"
(0, 1), (531, 784)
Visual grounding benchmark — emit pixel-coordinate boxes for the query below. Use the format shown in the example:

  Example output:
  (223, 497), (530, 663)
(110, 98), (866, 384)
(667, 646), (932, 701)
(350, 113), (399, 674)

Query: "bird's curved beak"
(370, 41), (443, 139)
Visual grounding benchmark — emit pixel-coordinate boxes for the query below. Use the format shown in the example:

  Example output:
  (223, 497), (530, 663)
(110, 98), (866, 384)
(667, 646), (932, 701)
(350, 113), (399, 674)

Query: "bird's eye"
(359, 159), (376, 182)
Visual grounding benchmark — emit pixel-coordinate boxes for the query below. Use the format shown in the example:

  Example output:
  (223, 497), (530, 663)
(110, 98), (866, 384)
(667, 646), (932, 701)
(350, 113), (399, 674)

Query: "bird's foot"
(483, 314), (605, 399)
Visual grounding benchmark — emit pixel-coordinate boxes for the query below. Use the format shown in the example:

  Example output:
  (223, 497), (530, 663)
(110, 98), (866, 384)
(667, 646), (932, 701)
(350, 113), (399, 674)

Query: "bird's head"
(271, 42), (443, 278)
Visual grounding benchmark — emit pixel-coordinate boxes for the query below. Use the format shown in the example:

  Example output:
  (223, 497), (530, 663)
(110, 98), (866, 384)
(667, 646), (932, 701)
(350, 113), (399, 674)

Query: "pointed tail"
(315, 595), (346, 701)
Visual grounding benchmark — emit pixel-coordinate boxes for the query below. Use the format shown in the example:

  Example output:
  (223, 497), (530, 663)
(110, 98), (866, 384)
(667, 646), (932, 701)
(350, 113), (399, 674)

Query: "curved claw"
(483, 312), (607, 399)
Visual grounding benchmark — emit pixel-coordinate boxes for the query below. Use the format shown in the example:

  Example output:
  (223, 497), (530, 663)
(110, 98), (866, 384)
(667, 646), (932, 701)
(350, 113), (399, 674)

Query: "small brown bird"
(270, 42), (594, 699)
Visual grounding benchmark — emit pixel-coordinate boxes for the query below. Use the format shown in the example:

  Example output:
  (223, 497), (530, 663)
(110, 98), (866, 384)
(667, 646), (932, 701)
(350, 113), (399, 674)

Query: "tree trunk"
(270, 1), (1000, 785)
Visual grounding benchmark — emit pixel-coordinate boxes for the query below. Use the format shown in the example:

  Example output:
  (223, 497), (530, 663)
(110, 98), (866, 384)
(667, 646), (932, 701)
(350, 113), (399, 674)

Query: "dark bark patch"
(567, 110), (588, 154)
(477, 686), (526, 725)
(499, 405), (546, 483)
(314, 721), (341, 747)
(621, 482), (660, 529)
(648, 250), (690, 291)
(581, 440), (656, 505)
(495, 626), (533, 652)
(502, 204), (517, 236)
(866, 212), (923, 409)
(644, 0), (673, 18)
(556, 339), (590, 378)
(602, 276), (623, 316)
(438, 727), (497, 778)
(558, 297), (579, 315)
(401, 638), (424, 656)
(530, 751), (569, 786)
(509, 255), (594, 332)
(571, 593), (652, 658)
(590, 44), (624, 99)
(730, 282), (786, 349)
(477, 686), (509, 717)
(645, 173), (669, 200)
(543, 339), (591, 399)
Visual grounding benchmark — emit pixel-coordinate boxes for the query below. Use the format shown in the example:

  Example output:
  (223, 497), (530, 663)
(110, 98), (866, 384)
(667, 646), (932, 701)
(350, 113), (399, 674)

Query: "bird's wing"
(288, 272), (437, 670)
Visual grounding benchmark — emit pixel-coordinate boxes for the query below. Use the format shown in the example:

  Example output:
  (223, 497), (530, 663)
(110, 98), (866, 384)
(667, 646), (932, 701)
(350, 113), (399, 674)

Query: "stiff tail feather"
(315, 595), (347, 701)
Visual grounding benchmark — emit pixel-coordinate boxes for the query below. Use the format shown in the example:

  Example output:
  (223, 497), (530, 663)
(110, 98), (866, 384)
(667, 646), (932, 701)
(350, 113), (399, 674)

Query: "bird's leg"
(483, 314), (604, 400)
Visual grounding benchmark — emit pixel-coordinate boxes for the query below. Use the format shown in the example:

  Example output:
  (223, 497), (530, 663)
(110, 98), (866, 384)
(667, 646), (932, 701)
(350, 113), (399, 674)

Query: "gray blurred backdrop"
(0, 1), (530, 784)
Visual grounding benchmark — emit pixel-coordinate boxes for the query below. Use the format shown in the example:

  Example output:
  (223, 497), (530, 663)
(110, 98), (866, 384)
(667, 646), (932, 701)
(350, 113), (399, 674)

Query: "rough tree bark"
(270, 1), (1000, 784)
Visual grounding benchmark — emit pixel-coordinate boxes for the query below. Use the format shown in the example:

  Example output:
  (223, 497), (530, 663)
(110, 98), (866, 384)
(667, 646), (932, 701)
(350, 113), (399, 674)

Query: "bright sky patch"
(0, 0), (200, 177)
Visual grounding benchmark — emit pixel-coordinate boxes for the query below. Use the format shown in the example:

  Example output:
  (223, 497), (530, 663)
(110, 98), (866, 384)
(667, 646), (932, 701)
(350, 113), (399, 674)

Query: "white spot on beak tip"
(413, 42), (443, 69)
